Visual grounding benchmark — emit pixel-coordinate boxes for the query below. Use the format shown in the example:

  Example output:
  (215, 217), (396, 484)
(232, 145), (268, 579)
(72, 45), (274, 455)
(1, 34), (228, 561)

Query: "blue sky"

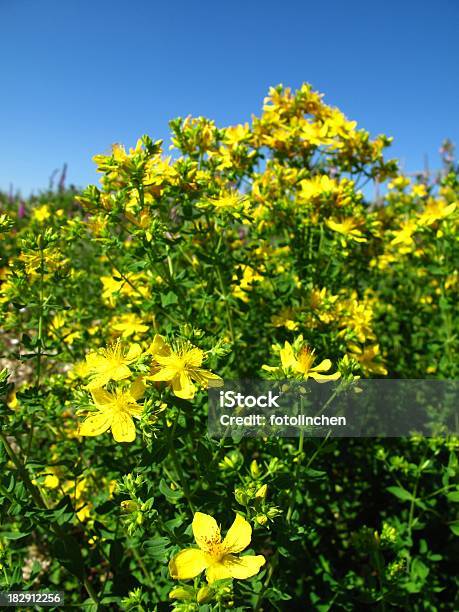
(1, 0), (458, 196)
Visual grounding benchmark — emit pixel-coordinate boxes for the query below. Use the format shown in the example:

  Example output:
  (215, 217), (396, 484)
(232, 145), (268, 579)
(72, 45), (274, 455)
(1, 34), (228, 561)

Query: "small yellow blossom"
(32, 205), (51, 222)
(232, 265), (263, 302)
(348, 344), (388, 376)
(169, 512), (265, 584)
(78, 379), (145, 443)
(326, 217), (366, 243)
(271, 307), (298, 331)
(298, 175), (337, 202)
(112, 313), (148, 339)
(148, 335), (222, 400)
(388, 176), (410, 190)
(85, 341), (142, 389)
(202, 190), (249, 215)
(7, 389), (18, 410)
(263, 337), (340, 382)
(391, 220), (417, 247)
(224, 123), (251, 146)
(412, 184), (427, 198)
(418, 199), (456, 226)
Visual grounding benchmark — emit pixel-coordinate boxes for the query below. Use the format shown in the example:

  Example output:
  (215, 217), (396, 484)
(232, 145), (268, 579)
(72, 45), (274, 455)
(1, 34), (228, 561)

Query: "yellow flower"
(148, 335), (222, 400)
(19, 247), (64, 275)
(224, 123), (251, 146)
(232, 265), (263, 302)
(271, 307), (298, 331)
(32, 204), (51, 222)
(112, 313), (148, 339)
(78, 379), (145, 443)
(7, 389), (18, 410)
(391, 220), (417, 246)
(326, 217), (366, 243)
(418, 199), (456, 226)
(169, 512), (265, 584)
(43, 473), (60, 489)
(412, 184), (427, 198)
(298, 175), (337, 202)
(85, 341), (142, 390)
(388, 176), (410, 190)
(348, 344), (388, 376)
(201, 189), (249, 216)
(338, 297), (375, 343)
(263, 337), (340, 382)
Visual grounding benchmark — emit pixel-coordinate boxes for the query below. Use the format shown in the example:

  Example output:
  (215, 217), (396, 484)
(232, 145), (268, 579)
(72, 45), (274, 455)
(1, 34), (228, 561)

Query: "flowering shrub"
(0, 84), (458, 610)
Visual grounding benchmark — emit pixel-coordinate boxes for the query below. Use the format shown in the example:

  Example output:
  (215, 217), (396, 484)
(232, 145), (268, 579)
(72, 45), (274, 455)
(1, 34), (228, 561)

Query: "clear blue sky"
(1, 0), (458, 196)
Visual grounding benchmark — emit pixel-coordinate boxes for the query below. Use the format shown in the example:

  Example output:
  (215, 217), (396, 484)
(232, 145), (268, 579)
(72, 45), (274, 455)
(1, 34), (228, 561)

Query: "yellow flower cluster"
(77, 336), (222, 442)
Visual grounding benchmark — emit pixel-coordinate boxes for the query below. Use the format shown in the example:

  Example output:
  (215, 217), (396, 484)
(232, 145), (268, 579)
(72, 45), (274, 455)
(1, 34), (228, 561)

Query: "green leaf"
(161, 291), (178, 307)
(159, 478), (184, 503)
(0, 531), (30, 540)
(387, 486), (414, 502)
(51, 534), (85, 580)
(144, 536), (171, 561)
(449, 522), (459, 536)
(446, 491), (459, 503)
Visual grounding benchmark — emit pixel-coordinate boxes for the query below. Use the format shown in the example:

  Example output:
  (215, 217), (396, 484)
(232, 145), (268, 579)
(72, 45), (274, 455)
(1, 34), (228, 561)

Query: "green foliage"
(0, 85), (458, 610)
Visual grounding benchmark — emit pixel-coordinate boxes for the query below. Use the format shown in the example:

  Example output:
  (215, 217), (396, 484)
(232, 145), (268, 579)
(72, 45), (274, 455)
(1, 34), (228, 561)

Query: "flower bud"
(250, 459), (261, 478)
(120, 500), (139, 513)
(267, 507), (281, 519)
(255, 484), (268, 500)
(234, 488), (249, 506)
(196, 585), (213, 604)
(255, 514), (268, 526)
(169, 586), (194, 601)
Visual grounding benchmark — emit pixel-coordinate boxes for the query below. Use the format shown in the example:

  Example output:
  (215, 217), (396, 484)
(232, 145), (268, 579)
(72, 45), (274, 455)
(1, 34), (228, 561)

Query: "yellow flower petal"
(90, 388), (113, 406)
(192, 512), (221, 550)
(206, 560), (233, 583)
(86, 373), (111, 390)
(85, 353), (106, 368)
(79, 411), (112, 437)
(279, 341), (296, 369)
(149, 367), (177, 382)
(221, 554), (266, 580)
(111, 412), (136, 443)
(222, 514), (252, 554)
(169, 548), (209, 580)
(112, 364), (133, 381)
(309, 371), (341, 382)
(192, 369), (223, 388)
(311, 358), (332, 373)
(148, 334), (169, 356)
(172, 372), (196, 399)
(125, 343), (142, 362)
(129, 377), (146, 400)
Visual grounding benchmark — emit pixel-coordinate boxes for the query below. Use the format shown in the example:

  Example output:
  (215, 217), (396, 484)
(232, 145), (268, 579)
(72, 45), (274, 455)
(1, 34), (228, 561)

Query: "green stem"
(215, 266), (234, 343)
(286, 429), (304, 523)
(0, 431), (47, 509)
(0, 430), (100, 607)
(254, 553), (275, 611)
(164, 412), (195, 513)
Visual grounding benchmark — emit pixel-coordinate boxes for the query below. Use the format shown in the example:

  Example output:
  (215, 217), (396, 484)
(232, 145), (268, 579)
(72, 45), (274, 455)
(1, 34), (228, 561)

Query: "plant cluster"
(0, 84), (458, 610)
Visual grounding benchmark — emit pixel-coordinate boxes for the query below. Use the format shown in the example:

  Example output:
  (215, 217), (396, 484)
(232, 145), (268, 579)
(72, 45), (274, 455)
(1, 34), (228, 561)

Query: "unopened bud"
(255, 514), (268, 526)
(234, 488), (249, 506)
(255, 484), (268, 500)
(120, 500), (139, 513)
(169, 586), (194, 601)
(267, 507), (281, 519)
(196, 585), (213, 604)
(250, 459), (261, 478)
